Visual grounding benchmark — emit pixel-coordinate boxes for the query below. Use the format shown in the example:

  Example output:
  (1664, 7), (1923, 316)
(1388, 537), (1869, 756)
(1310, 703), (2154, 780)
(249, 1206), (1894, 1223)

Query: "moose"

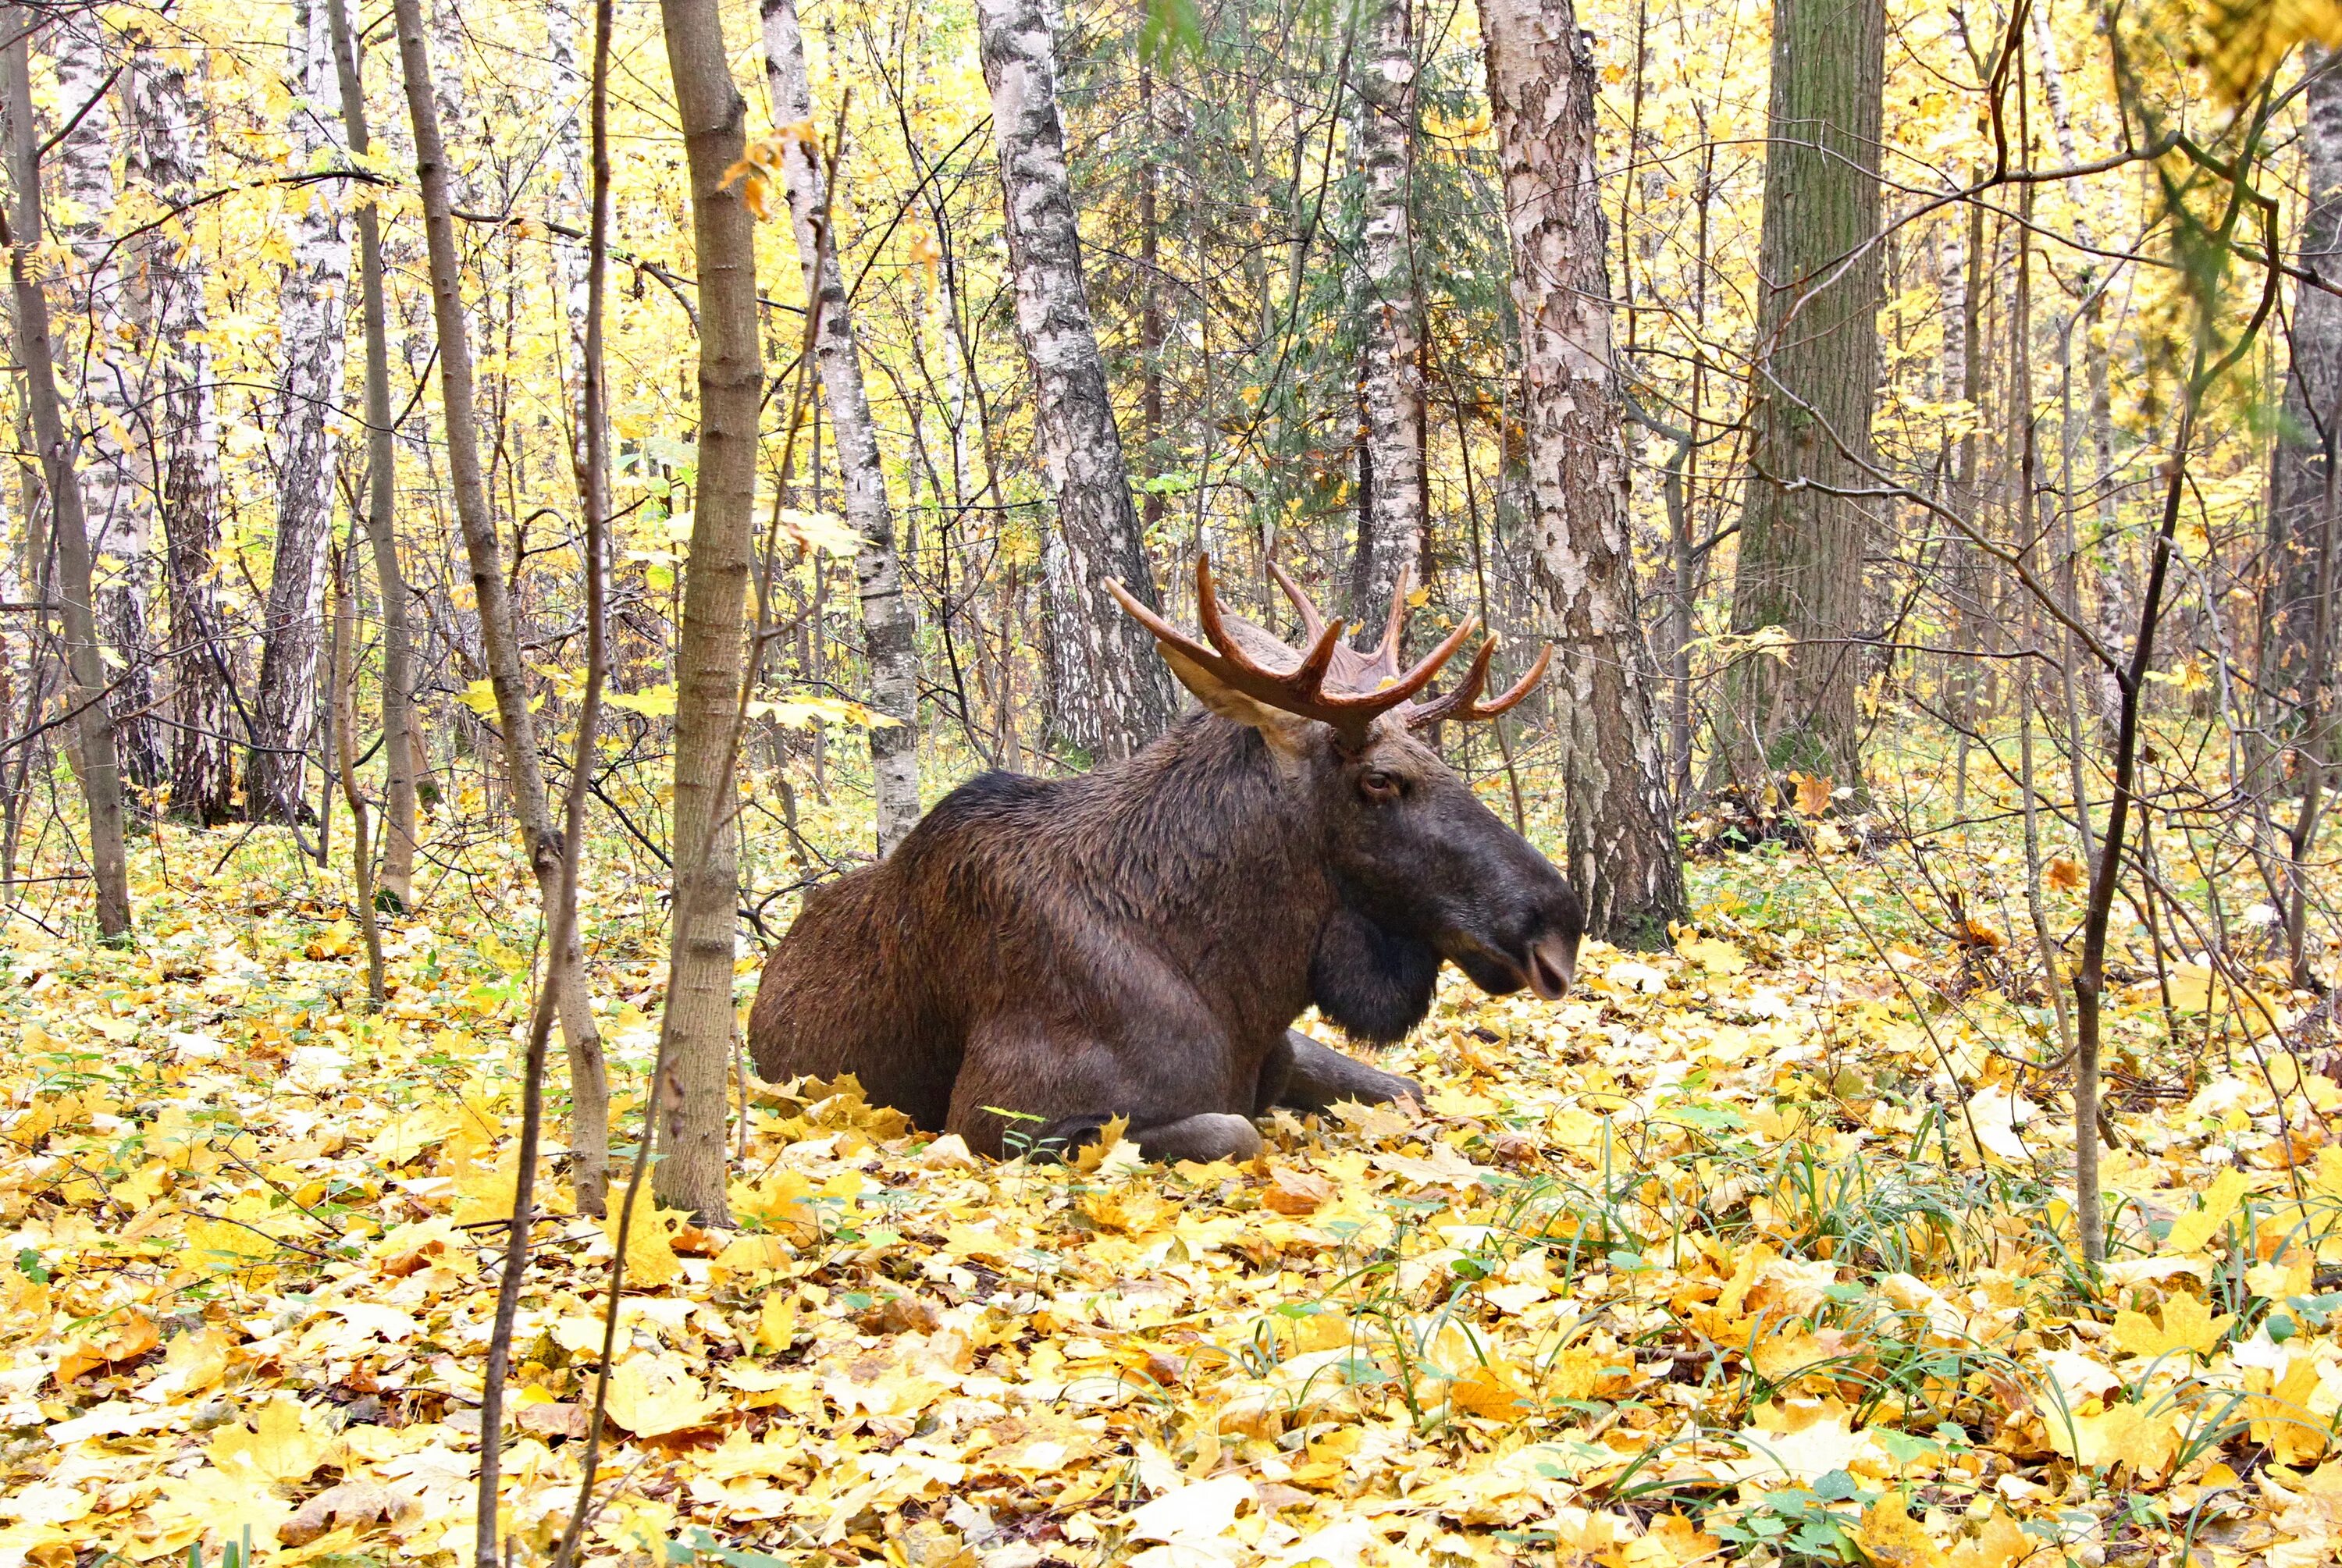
(748, 556), (1585, 1162)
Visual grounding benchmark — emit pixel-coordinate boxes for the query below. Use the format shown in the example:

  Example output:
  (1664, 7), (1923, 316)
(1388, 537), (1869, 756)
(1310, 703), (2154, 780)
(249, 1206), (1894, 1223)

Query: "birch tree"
(124, 32), (231, 823)
(760, 0), (922, 855)
(977, 0), (1176, 759)
(53, 14), (164, 796)
(249, 0), (352, 822)
(650, 0), (764, 1221)
(4, 7), (129, 936)
(1711, 0), (1886, 793)
(1349, 0), (1424, 629)
(1478, 0), (1685, 948)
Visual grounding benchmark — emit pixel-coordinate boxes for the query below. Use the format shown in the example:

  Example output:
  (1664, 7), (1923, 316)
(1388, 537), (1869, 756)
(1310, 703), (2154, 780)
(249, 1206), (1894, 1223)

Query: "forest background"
(7, 0), (2342, 1565)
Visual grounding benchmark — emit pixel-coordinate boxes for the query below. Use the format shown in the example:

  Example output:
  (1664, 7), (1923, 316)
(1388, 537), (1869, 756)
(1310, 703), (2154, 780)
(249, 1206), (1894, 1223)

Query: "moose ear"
(1157, 645), (1315, 751)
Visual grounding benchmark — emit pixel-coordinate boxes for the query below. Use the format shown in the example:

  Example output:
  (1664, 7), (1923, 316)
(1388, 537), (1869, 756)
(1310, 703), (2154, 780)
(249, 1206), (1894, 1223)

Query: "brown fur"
(749, 704), (1582, 1160)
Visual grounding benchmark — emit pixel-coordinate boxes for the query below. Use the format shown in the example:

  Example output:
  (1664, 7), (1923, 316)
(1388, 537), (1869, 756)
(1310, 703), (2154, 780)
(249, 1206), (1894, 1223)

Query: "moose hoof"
(1134, 1112), (1262, 1164)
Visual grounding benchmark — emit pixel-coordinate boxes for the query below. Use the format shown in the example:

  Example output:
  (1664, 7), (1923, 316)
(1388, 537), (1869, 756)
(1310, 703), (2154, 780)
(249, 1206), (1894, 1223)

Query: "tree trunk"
(52, 13), (166, 799)
(3, 9), (130, 937)
(1478, 0), (1685, 949)
(125, 34), (233, 824)
(976, 0), (1177, 760)
(2271, 50), (2342, 729)
(393, 0), (610, 1215)
(1348, 0), (1425, 630)
(760, 0), (923, 855)
(1710, 0), (1885, 793)
(652, 0), (762, 1222)
(249, 0), (352, 823)
(327, 0), (421, 905)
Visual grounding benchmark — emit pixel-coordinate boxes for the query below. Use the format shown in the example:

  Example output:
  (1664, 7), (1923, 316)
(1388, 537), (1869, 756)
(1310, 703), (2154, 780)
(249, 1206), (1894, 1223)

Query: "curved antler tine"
(1265, 557), (1327, 640)
(1376, 613), (1479, 706)
(1106, 574), (1213, 665)
(1363, 564), (1414, 677)
(1472, 642), (1553, 717)
(1406, 637), (1496, 728)
(1408, 637), (1554, 727)
(1195, 553), (1345, 693)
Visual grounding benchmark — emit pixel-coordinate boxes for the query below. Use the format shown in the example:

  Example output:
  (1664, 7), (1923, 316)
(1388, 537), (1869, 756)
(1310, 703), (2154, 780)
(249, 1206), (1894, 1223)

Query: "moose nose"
(1525, 933), (1577, 1000)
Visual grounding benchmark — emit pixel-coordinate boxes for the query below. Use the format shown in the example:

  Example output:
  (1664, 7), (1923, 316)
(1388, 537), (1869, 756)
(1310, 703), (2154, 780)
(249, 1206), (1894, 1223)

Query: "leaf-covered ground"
(3, 831), (2341, 1567)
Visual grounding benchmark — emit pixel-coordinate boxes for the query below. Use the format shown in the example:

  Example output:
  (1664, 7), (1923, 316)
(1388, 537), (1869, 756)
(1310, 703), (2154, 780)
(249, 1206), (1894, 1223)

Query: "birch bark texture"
(653, 0), (765, 1221)
(1477, 0), (1685, 949)
(326, 0), (422, 905)
(2272, 50), (2342, 715)
(1349, 0), (1425, 630)
(760, 0), (924, 855)
(1711, 0), (1885, 793)
(4, 9), (130, 936)
(53, 14), (166, 797)
(124, 34), (232, 823)
(976, 0), (1177, 760)
(393, 0), (611, 1214)
(250, 0), (353, 822)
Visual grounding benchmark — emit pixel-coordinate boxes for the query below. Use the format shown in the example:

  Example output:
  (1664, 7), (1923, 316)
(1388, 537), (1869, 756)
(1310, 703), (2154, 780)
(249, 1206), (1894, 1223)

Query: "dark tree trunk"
(1710, 0), (1885, 793)
(2271, 50), (2342, 728)
(125, 35), (233, 823)
(3, 9), (130, 936)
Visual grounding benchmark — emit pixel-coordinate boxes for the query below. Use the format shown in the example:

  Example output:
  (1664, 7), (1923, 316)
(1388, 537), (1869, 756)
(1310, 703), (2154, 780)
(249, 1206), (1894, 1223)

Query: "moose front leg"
(1027, 1110), (1263, 1164)
(1262, 1029), (1423, 1116)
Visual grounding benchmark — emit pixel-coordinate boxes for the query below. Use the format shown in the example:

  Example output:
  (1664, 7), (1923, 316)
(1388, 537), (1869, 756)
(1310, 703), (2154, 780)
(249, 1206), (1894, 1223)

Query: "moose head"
(1109, 556), (1581, 1043)
(749, 554), (1584, 1162)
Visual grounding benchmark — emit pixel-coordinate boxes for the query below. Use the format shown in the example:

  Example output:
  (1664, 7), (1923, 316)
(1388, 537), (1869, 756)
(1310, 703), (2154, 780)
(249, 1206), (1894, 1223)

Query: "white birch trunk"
(126, 36), (233, 823)
(976, 0), (1177, 759)
(1479, 0), (1685, 948)
(52, 15), (166, 795)
(249, 0), (352, 822)
(1349, 0), (1424, 628)
(760, 0), (924, 853)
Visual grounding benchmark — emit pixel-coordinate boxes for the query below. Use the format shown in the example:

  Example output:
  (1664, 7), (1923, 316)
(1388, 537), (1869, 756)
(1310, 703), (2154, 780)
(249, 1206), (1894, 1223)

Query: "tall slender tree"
(326, 0), (422, 905)
(4, 7), (129, 936)
(760, 0), (923, 855)
(650, 0), (763, 1221)
(249, 0), (353, 821)
(2272, 49), (2342, 724)
(1349, 0), (1425, 628)
(977, 0), (1177, 759)
(1710, 0), (1886, 793)
(1478, 0), (1685, 948)
(393, 0), (610, 1214)
(124, 30), (231, 823)
(52, 12), (165, 798)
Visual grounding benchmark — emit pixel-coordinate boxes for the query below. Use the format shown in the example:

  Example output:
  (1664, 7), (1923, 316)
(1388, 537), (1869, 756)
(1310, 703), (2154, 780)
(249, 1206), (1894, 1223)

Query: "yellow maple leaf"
(2044, 1397), (2181, 1474)
(2249, 1351), (2328, 1466)
(2166, 1166), (2252, 1255)
(1853, 1493), (1946, 1568)
(2111, 1292), (2233, 1359)
(603, 1182), (685, 1288)
(2201, 0), (2342, 106)
(729, 1168), (817, 1243)
(206, 1395), (329, 1484)
(606, 1353), (721, 1436)
(1945, 1509), (2029, 1568)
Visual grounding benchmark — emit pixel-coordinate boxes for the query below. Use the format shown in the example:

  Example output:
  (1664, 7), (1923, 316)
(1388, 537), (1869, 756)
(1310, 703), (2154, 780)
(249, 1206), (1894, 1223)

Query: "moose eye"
(1359, 769), (1401, 802)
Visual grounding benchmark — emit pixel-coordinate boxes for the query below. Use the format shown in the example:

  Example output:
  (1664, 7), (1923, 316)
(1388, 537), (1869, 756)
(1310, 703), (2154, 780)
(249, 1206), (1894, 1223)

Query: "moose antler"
(1404, 635), (1553, 729)
(1260, 555), (1554, 730)
(1107, 555), (1476, 748)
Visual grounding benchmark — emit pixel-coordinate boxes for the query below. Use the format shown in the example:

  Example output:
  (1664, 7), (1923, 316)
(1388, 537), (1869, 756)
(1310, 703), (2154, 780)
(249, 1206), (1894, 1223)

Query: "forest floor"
(1, 817), (2340, 1567)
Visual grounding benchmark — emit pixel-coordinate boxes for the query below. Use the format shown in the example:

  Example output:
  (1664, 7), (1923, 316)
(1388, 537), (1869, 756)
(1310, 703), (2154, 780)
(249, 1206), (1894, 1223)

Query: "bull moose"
(748, 556), (1584, 1162)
